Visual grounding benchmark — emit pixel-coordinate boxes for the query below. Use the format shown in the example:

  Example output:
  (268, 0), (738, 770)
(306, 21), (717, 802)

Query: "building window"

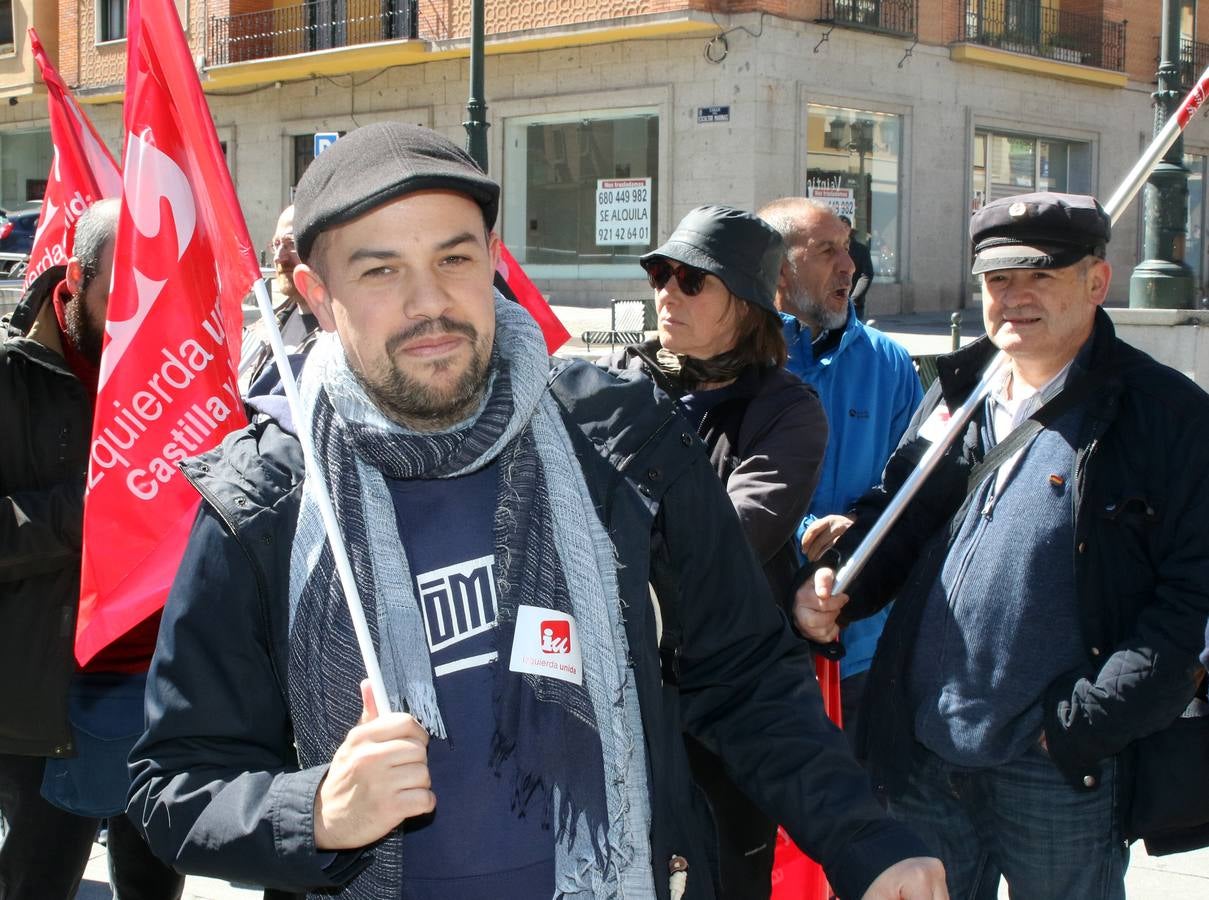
(971, 130), (1092, 212)
(0, 130), (53, 209)
(806, 104), (903, 280)
(98, 0), (127, 42)
(0, 1), (14, 55)
(1186, 152), (1205, 291)
(290, 132), (346, 198)
(502, 109), (659, 278)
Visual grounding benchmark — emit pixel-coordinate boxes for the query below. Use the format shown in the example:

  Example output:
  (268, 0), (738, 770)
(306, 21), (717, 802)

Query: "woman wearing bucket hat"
(607, 205), (829, 900)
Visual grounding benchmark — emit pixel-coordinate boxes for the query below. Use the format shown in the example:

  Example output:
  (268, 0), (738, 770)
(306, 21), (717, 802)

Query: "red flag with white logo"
(495, 242), (570, 353)
(75, 0), (259, 665)
(24, 28), (122, 290)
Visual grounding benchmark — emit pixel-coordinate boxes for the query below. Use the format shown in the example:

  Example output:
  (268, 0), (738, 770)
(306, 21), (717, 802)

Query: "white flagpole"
(252, 278), (391, 713)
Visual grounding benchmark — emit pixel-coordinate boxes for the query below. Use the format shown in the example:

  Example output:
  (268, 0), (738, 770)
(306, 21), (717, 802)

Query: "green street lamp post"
(464, 0), (489, 172)
(1130, 0), (1195, 308)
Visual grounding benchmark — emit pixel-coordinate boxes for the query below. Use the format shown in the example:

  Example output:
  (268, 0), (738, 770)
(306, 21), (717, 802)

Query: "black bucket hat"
(641, 206), (785, 313)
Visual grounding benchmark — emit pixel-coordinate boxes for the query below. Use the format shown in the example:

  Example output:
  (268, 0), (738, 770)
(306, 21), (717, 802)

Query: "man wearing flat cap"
(127, 122), (945, 900)
(795, 191), (1209, 897)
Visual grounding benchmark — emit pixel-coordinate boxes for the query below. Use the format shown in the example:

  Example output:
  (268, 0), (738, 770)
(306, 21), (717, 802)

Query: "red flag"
(76, 0), (260, 665)
(24, 28), (122, 290)
(770, 658), (842, 899)
(496, 242), (570, 353)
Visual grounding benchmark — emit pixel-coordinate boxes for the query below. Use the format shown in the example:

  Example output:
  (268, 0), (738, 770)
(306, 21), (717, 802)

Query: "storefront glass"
(0, 130), (52, 210)
(503, 109), (659, 278)
(806, 104), (902, 280)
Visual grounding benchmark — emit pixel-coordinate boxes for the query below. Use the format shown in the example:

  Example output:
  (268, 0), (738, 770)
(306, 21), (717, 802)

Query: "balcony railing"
(1152, 37), (1209, 91)
(961, 2), (1126, 72)
(818, 0), (917, 38)
(208, 0), (419, 67)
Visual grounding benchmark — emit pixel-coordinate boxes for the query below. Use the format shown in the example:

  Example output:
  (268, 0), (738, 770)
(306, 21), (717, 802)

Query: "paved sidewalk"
(77, 835), (1209, 897)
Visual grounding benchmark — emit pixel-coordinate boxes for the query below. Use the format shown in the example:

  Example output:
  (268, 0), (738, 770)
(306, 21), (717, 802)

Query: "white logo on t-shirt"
(417, 555), (498, 653)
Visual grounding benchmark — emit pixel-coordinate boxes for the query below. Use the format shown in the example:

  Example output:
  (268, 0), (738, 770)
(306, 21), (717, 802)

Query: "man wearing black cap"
(794, 192), (1209, 898)
(128, 122), (945, 900)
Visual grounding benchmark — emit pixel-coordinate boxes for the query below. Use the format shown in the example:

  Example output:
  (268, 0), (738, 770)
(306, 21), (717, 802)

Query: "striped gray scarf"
(286, 296), (654, 898)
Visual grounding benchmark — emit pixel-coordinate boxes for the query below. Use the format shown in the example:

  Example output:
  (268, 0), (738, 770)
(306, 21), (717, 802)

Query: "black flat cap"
(293, 123), (500, 261)
(641, 206), (785, 313)
(971, 192), (1110, 275)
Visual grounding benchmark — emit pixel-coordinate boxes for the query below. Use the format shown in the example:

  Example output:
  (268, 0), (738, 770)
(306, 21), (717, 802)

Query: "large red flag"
(76, 0), (260, 665)
(496, 242), (571, 353)
(24, 28), (122, 289)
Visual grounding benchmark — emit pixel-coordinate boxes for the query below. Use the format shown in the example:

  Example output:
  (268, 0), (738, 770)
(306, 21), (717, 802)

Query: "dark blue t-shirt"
(678, 381), (741, 430)
(387, 461), (553, 899)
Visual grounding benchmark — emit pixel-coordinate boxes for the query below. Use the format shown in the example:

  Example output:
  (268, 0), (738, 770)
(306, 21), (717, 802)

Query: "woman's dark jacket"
(127, 360), (925, 900)
(0, 286), (91, 757)
(836, 310), (1209, 812)
(608, 341), (828, 602)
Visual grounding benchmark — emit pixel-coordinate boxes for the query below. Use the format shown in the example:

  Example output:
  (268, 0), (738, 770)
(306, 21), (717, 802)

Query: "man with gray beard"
(759, 198), (922, 747)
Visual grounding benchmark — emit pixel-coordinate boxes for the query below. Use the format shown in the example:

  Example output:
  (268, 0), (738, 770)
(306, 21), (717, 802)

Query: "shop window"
(0, 1), (13, 55)
(1186, 152), (1205, 290)
(971, 129), (1092, 211)
(806, 104), (902, 280)
(503, 109), (659, 278)
(0, 130), (53, 211)
(290, 132), (346, 198)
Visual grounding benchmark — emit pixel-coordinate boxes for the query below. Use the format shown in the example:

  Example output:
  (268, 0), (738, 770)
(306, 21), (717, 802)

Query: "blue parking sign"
(314, 132), (339, 157)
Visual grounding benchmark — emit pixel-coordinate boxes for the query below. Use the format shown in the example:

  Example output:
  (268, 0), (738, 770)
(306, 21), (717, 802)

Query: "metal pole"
(829, 64), (1209, 594)
(464, 0), (489, 171)
(1130, 0), (1195, 309)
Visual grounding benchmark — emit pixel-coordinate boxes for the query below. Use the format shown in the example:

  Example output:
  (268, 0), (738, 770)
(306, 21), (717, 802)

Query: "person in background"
(238, 204), (319, 393)
(0, 199), (184, 900)
(760, 197), (922, 751)
(608, 205), (828, 899)
(839, 214), (875, 322)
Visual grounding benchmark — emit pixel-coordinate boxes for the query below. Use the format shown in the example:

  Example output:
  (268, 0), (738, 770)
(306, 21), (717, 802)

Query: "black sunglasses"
(644, 258), (709, 296)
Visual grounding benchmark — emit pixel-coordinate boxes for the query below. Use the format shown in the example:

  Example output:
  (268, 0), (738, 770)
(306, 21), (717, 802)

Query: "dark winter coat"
(0, 301), (91, 757)
(127, 359), (925, 900)
(607, 341), (827, 602)
(838, 310), (1209, 814)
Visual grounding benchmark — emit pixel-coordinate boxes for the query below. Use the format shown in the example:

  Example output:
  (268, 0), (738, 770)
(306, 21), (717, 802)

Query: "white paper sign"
(807, 186), (856, 222)
(595, 177), (652, 246)
(509, 605), (583, 686)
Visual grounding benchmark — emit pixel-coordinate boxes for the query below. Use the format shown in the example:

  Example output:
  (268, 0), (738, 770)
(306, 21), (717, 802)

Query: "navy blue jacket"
(838, 310), (1209, 810)
(127, 359), (927, 899)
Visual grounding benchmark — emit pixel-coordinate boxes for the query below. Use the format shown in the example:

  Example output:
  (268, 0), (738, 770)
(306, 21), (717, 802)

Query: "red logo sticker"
(540, 620), (571, 655)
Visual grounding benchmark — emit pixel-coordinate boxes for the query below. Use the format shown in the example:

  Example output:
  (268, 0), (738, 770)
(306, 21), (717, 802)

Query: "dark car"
(0, 208), (41, 256)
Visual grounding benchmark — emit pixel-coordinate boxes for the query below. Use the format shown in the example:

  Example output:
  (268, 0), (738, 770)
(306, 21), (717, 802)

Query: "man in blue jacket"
(127, 123), (945, 900)
(759, 197), (923, 744)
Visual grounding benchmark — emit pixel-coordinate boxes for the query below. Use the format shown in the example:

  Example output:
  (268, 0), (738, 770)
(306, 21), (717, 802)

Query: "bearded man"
(128, 123), (946, 900)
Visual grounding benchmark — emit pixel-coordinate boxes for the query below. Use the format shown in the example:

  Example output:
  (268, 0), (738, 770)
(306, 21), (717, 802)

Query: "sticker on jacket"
(917, 402), (951, 444)
(509, 606), (583, 686)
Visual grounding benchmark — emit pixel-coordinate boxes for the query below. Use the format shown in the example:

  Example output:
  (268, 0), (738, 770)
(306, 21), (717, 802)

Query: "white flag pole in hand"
(252, 278), (391, 714)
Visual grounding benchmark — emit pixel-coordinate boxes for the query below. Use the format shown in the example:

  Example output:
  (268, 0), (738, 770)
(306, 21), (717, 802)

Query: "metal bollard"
(950, 311), (962, 352)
